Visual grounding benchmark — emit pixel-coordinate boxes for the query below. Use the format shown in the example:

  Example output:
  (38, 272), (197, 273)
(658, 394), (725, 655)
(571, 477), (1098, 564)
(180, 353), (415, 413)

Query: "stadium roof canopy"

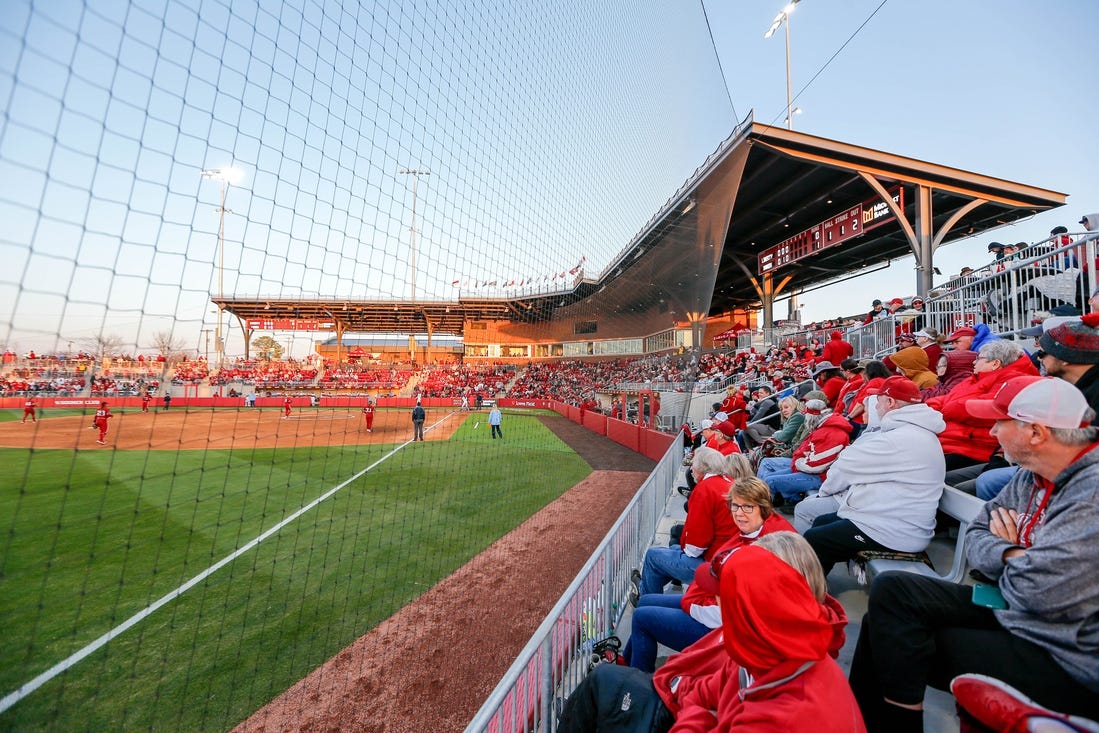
(217, 113), (1066, 339)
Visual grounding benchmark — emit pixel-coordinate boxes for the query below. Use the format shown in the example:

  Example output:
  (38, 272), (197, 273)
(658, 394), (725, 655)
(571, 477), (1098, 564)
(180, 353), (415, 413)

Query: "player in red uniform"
(22, 396), (37, 423)
(362, 399), (375, 432)
(94, 401), (113, 445)
(141, 392), (151, 414)
(283, 396), (293, 419)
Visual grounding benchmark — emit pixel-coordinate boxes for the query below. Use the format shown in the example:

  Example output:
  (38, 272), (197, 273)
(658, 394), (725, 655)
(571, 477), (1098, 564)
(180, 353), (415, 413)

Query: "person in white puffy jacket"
(796, 376), (946, 575)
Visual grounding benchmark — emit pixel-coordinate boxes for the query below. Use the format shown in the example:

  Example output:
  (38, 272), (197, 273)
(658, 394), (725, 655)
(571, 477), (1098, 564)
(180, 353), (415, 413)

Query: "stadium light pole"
(200, 167), (241, 368)
(399, 168), (430, 302)
(764, 1), (802, 130)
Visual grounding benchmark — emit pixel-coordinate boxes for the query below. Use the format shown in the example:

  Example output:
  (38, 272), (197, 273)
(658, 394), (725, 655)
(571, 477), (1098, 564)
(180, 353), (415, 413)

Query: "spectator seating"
(861, 485), (985, 585)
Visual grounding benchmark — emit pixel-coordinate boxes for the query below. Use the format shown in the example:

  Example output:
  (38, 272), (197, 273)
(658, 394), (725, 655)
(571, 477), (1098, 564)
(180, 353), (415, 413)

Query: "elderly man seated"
(849, 376), (1099, 731)
(794, 376), (946, 576)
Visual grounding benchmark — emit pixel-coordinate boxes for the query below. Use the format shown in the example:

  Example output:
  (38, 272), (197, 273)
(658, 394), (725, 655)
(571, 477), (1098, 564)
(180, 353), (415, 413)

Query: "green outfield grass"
(0, 408), (93, 422)
(0, 412), (589, 731)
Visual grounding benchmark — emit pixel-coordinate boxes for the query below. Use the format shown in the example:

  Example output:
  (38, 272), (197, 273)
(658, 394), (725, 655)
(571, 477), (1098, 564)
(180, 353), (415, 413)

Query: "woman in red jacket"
(557, 532), (861, 733)
(635, 448), (736, 596)
(624, 478), (793, 672)
(925, 339), (1038, 470)
(672, 537), (866, 732)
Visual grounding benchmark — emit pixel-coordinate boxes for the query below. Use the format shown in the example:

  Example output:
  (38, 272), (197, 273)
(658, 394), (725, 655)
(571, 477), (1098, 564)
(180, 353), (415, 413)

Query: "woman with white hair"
(634, 447), (736, 596)
(925, 339), (1039, 471)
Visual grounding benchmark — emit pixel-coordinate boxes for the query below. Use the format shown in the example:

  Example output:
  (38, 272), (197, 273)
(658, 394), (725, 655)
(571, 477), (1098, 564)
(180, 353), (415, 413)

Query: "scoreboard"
(758, 186), (904, 275)
(245, 319), (327, 331)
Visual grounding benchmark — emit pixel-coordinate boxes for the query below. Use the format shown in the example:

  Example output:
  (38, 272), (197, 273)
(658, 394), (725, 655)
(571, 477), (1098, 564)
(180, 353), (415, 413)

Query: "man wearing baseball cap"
(943, 326), (977, 350)
(849, 376), (1099, 730)
(794, 376), (946, 571)
(967, 314), (1099, 501)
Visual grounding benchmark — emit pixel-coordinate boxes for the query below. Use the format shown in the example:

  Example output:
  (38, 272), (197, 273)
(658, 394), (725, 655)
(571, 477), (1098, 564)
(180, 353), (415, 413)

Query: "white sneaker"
(96, 440), (106, 445)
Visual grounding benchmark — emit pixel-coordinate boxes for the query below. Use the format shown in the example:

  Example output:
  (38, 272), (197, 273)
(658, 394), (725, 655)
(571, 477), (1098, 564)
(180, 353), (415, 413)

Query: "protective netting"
(0, 0), (735, 729)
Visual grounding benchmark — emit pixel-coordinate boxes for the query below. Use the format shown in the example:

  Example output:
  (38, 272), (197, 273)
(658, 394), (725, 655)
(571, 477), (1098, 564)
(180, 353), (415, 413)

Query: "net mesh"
(0, 0), (734, 729)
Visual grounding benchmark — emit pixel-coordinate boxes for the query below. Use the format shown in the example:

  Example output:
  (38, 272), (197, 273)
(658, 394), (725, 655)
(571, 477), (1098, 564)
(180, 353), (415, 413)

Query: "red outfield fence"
(3, 398), (675, 462)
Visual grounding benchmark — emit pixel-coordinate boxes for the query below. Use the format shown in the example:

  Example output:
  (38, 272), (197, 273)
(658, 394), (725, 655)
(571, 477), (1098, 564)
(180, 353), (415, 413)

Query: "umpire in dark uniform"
(411, 402), (426, 441)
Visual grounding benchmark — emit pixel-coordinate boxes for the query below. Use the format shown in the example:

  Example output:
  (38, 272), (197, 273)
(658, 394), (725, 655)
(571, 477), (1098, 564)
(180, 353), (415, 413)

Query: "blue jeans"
(639, 547), (704, 595)
(756, 456), (792, 482)
(767, 471), (823, 500)
(758, 457), (822, 500)
(622, 594), (709, 673)
(977, 466), (1018, 500)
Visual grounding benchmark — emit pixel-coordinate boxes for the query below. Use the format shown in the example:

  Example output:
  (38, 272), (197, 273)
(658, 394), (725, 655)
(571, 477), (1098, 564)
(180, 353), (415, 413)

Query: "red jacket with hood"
(817, 330), (853, 366)
(679, 512), (796, 626)
(670, 547), (865, 732)
(718, 392), (748, 431)
(790, 413), (853, 480)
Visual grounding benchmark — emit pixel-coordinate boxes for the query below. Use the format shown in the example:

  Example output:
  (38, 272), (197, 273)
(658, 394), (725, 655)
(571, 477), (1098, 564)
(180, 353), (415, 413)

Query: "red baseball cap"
(867, 375), (922, 403)
(966, 376), (1091, 428)
(944, 326), (977, 342)
(713, 420), (738, 438)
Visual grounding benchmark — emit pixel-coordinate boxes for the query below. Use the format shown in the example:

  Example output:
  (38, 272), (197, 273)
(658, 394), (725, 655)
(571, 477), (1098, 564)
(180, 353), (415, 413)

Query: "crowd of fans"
(209, 360), (319, 389)
(170, 359), (210, 385)
(416, 364), (511, 398)
(316, 365), (413, 390)
(572, 305), (1099, 732)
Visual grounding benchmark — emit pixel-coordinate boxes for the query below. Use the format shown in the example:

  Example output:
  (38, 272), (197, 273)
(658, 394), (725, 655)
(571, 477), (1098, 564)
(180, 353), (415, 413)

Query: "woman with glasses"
(623, 477), (793, 673)
(558, 532), (861, 733)
(925, 340), (1039, 471)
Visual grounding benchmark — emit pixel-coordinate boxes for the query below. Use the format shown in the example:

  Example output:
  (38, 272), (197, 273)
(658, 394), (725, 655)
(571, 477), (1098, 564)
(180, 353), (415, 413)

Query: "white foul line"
(1, 410), (459, 714)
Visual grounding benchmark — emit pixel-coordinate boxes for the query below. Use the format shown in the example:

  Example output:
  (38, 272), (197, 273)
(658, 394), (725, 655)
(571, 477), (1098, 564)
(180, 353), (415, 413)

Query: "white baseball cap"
(966, 376), (1091, 429)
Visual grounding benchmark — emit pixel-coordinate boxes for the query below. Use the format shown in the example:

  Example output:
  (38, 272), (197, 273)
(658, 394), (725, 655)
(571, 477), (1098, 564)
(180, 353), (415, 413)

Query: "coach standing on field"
(411, 402), (425, 441)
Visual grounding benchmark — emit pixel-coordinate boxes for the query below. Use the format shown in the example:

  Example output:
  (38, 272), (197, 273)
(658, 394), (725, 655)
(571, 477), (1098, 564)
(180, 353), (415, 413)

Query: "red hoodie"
(817, 330), (853, 365)
(790, 413), (853, 480)
(671, 547), (866, 733)
(679, 513), (796, 626)
(925, 353), (1039, 461)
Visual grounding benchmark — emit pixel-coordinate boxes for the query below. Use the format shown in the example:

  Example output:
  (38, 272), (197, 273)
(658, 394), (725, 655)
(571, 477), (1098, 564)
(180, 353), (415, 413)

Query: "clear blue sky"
(1, 0), (1095, 356)
(705, 0), (1098, 322)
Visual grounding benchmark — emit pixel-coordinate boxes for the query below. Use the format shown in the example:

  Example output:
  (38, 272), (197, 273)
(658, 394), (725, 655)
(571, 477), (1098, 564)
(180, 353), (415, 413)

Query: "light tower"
(764, 1), (802, 130)
(399, 168), (430, 302)
(200, 166), (242, 367)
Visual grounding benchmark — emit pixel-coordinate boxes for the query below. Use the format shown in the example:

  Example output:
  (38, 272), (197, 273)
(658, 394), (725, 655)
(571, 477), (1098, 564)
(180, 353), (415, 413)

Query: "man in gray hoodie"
(798, 375), (946, 575)
(849, 376), (1099, 731)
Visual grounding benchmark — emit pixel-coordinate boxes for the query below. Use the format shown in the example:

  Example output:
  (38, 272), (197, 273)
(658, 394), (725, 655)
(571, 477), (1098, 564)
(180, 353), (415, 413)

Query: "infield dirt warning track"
(0, 407), (465, 451)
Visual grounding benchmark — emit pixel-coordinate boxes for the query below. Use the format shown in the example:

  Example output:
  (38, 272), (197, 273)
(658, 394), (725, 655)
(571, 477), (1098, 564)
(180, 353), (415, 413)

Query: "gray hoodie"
(819, 402), (946, 551)
(1081, 213), (1098, 232)
(967, 447), (1099, 693)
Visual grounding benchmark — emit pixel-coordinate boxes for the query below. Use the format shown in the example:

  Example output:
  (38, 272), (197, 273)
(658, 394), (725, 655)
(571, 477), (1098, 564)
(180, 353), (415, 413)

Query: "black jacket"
(1072, 364), (1099, 425)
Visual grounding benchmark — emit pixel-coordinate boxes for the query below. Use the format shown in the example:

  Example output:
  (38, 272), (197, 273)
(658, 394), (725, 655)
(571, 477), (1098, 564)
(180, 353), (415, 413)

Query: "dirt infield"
(0, 407), (463, 451)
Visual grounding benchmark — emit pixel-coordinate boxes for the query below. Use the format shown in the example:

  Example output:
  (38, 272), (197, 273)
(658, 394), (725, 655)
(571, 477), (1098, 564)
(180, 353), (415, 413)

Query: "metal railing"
(924, 233), (1098, 337)
(736, 231), (1099, 356)
(464, 437), (683, 733)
